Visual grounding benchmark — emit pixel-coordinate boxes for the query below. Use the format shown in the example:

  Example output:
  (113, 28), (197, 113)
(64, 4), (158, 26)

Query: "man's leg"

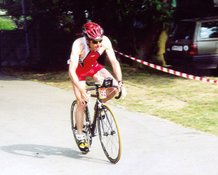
(72, 81), (86, 135)
(71, 81), (89, 152)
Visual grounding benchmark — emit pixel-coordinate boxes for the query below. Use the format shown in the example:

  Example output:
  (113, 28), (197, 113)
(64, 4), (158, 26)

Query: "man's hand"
(80, 89), (89, 104)
(118, 81), (127, 99)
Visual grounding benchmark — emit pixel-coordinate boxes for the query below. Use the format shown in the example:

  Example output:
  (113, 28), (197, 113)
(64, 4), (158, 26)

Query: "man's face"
(88, 39), (102, 51)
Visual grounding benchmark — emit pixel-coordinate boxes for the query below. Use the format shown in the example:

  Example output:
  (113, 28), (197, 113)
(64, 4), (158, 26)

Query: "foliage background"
(0, 0), (217, 70)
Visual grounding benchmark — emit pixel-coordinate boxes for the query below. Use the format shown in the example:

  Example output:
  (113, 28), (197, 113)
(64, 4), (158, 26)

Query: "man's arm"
(68, 39), (82, 90)
(104, 36), (122, 82)
(68, 39), (89, 103)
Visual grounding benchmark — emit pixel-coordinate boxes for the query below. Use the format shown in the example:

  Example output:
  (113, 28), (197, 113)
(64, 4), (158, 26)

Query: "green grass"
(3, 65), (218, 136)
(118, 65), (218, 135)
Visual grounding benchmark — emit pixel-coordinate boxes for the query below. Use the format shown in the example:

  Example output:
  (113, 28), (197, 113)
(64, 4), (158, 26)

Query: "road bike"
(70, 78), (122, 164)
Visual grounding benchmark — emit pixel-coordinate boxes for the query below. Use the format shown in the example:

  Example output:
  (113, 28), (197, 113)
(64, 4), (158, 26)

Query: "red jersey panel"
(76, 51), (104, 81)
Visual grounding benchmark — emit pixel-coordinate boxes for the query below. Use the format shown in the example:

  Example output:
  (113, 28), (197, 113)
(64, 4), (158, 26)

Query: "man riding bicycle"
(68, 21), (125, 153)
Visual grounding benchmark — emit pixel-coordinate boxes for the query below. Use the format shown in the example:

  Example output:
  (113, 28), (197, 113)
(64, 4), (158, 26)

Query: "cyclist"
(68, 21), (125, 153)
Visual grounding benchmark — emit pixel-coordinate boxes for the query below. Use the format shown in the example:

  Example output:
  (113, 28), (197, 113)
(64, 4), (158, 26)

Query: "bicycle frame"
(87, 87), (105, 137)
(86, 78), (117, 137)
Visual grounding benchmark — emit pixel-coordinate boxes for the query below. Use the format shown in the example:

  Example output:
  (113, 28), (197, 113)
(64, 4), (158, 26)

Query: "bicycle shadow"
(1, 144), (108, 164)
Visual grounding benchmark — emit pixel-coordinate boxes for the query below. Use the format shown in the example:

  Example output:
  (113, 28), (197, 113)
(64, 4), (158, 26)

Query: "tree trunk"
(152, 29), (168, 66)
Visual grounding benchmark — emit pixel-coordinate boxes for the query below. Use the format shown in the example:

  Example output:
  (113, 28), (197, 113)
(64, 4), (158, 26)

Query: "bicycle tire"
(97, 104), (122, 163)
(70, 100), (92, 153)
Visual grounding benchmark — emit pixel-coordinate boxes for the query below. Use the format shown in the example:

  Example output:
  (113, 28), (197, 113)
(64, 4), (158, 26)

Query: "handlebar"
(115, 91), (122, 99)
(86, 78), (122, 100)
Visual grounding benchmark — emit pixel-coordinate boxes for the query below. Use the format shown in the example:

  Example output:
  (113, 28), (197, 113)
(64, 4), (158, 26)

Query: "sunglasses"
(91, 39), (103, 44)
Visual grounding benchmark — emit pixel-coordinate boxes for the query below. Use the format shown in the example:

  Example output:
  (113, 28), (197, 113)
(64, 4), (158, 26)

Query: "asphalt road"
(0, 73), (218, 175)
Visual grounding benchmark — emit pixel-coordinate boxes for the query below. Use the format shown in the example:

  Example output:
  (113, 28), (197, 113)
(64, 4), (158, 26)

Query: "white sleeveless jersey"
(68, 35), (112, 64)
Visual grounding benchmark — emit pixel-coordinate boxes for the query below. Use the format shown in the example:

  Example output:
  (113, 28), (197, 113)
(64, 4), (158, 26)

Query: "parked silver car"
(164, 16), (218, 69)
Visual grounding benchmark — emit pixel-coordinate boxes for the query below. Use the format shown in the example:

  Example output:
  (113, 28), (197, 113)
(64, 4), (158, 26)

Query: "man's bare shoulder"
(74, 37), (86, 45)
(102, 35), (110, 42)
(102, 35), (113, 48)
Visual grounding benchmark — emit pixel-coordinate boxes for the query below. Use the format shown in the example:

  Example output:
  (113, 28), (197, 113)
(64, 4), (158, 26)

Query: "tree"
(0, 0), (179, 68)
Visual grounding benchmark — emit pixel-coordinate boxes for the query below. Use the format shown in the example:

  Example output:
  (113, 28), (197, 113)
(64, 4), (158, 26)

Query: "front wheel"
(97, 104), (122, 163)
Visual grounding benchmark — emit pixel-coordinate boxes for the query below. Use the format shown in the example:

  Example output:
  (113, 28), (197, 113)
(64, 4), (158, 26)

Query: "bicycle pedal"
(78, 140), (90, 153)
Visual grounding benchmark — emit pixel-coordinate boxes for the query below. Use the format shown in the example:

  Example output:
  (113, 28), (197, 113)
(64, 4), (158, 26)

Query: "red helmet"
(82, 22), (104, 40)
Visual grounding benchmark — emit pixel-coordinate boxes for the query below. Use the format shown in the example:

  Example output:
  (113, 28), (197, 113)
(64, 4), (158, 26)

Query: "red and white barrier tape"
(115, 50), (218, 85)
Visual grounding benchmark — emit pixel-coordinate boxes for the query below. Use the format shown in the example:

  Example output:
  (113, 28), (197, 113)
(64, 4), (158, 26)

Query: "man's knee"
(77, 101), (87, 110)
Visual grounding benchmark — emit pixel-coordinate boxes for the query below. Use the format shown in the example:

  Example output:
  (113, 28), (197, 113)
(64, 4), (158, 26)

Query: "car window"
(200, 21), (218, 39)
(171, 21), (195, 40)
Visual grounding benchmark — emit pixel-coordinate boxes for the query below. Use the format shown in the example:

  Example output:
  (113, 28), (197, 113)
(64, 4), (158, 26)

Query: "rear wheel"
(70, 100), (92, 153)
(97, 104), (122, 163)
